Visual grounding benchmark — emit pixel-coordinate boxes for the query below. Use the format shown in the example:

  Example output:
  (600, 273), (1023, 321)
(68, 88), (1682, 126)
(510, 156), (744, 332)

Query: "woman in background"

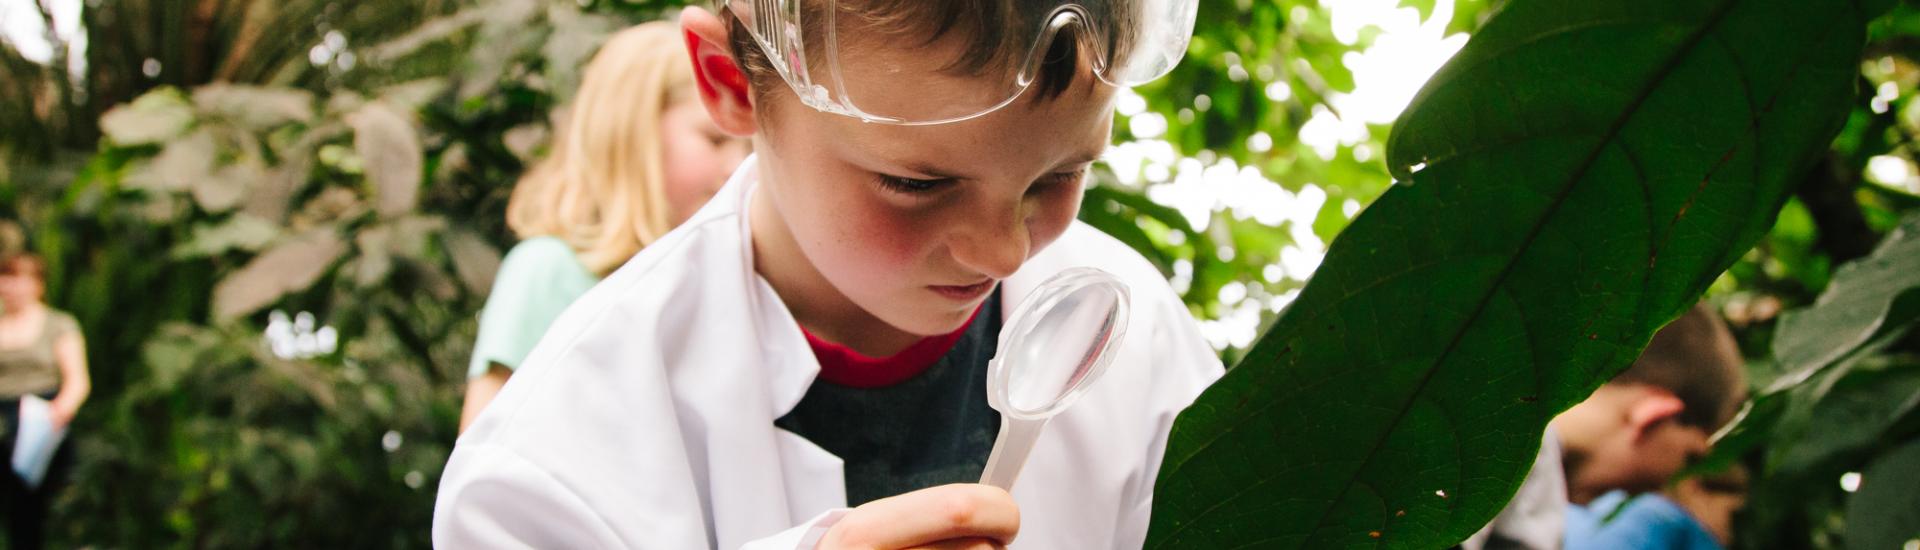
(459, 21), (748, 431)
(0, 251), (91, 550)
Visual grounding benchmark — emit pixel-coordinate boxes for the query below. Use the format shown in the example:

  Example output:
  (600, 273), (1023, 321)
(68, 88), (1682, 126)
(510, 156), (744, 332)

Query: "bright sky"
(0, 0), (85, 75)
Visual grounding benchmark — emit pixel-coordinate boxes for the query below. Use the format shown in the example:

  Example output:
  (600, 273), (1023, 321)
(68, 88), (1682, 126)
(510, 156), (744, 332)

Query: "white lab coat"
(434, 158), (1224, 549)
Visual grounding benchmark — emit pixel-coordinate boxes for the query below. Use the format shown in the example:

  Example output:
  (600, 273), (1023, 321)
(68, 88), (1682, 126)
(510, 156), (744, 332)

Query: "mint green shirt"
(468, 237), (600, 379)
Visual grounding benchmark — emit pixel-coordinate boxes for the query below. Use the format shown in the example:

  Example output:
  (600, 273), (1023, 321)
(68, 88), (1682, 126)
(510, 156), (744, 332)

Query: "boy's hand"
(1666, 466), (1748, 546)
(817, 484), (1020, 550)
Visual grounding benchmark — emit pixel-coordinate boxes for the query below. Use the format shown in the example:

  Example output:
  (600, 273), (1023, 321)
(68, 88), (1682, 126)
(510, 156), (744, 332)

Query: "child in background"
(1465, 304), (1747, 550)
(1557, 304), (1746, 550)
(457, 21), (748, 431)
(435, 0), (1221, 548)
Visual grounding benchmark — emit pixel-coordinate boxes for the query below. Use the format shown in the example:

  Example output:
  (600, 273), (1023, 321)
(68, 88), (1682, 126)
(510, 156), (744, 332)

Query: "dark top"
(775, 290), (1004, 506)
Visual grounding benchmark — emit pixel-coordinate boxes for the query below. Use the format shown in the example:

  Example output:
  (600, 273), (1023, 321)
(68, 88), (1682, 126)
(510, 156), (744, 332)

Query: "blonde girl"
(459, 21), (748, 430)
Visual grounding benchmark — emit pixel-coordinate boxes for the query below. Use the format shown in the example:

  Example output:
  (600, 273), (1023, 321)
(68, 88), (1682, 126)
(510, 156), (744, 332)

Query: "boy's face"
(1568, 390), (1712, 496)
(752, 72), (1117, 336)
(1615, 419), (1710, 492)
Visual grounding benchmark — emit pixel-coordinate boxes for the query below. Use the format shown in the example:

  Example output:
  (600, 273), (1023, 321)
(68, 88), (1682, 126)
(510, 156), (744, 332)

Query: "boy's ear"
(681, 6), (757, 137)
(1625, 389), (1686, 442)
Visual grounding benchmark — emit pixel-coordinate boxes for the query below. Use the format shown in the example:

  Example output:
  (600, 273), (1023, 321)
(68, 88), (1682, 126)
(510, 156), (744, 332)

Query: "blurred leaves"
(193, 85), (317, 131)
(124, 130), (218, 194)
(211, 229), (346, 320)
(1764, 213), (1920, 392)
(100, 89), (197, 147)
(347, 102), (425, 217)
(172, 215), (284, 259)
(443, 228), (502, 296)
(1844, 437), (1920, 550)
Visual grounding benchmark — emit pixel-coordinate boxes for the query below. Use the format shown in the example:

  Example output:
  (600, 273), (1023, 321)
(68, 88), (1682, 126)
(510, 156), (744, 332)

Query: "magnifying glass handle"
(980, 416), (1048, 491)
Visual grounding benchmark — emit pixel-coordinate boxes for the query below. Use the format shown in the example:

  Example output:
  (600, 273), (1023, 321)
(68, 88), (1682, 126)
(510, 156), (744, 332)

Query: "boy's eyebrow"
(902, 162), (967, 181)
(1058, 150), (1105, 168)
(899, 151), (1106, 181)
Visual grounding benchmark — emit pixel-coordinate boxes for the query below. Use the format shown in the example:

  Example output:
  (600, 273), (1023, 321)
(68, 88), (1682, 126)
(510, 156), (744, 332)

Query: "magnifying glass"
(978, 267), (1131, 491)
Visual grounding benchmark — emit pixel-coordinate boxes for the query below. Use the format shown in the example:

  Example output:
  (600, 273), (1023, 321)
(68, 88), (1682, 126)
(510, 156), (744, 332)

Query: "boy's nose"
(950, 207), (1031, 280)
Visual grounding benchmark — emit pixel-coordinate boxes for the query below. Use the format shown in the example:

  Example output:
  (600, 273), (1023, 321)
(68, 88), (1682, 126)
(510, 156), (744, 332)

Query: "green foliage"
(1148, 0), (1878, 547)
(0, 0), (469, 162)
(1766, 214), (1920, 393)
(14, 81), (488, 546)
(1694, 211), (1920, 550)
(1088, 0), (1513, 363)
(1845, 438), (1920, 550)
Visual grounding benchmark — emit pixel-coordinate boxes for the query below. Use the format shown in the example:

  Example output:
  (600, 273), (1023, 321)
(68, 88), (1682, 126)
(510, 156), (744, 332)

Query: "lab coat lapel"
(729, 157), (848, 517)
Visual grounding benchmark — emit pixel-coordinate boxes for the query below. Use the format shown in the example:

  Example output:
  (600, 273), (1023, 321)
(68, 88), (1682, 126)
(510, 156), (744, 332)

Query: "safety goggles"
(719, 0), (1198, 125)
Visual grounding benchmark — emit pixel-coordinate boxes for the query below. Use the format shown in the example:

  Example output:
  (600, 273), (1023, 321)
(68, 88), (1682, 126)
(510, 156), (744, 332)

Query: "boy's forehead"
(782, 84), (1117, 179)
(830, 33), (1020, 119)
(825, 9), (1114, 123)
(760, 11), (1121, 176)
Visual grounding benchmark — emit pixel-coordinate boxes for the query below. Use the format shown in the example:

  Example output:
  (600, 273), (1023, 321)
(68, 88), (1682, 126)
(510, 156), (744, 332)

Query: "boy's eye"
(875, 174), (953, 195)
(1033, 168), (1088, 192)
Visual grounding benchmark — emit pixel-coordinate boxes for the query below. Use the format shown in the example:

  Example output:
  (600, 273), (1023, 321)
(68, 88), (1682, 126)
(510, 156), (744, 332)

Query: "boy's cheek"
(820, 196), (931, 276)
(1026, 188), (1084, 256)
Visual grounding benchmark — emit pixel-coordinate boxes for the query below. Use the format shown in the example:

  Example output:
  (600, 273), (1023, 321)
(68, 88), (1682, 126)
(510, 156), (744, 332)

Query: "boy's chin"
(887, 306), (981, 338)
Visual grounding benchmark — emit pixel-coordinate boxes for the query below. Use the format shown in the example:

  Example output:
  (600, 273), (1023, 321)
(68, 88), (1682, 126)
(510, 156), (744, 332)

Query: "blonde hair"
(507, 21), (695, 276)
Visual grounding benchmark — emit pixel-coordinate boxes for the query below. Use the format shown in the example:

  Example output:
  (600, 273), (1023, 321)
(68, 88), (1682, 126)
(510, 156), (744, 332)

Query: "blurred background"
(0, 0), (1915, 547)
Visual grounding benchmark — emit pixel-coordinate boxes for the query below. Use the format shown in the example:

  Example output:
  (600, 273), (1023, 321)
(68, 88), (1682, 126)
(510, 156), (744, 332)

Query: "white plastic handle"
(979, 416), (1048, 491)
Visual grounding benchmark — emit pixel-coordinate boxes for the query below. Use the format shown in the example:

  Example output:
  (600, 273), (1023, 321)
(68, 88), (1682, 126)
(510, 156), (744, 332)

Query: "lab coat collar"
(709, 156), (823, 419)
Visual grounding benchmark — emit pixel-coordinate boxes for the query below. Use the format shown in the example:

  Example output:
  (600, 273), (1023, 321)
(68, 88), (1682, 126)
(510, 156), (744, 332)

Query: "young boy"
(1463, 304), (1747, 550)
(433, 1), (1220, 549)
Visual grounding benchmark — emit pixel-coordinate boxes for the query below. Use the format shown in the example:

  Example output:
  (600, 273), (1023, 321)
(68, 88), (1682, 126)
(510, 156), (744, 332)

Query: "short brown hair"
(1611, 303), (1747, 430)
(723, 0), (1128, 110)
(0, 252), (44, 281)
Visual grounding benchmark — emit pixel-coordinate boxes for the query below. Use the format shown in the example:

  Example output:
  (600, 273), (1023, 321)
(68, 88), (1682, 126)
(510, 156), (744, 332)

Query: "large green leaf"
(1764, 211), (1920, 393)
(1773, 363), (1920, 475)
(1147, 0), (1878, 547)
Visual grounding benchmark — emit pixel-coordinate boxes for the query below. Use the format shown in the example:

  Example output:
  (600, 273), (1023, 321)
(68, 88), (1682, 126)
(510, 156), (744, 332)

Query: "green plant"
(19, 81), (492, 546)
(1689, 211), (1920, 550)
(1147, 0), (1888, 547)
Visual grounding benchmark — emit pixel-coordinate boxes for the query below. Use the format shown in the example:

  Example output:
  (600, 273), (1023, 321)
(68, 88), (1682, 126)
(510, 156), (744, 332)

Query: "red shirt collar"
(802, 304), (987, 389)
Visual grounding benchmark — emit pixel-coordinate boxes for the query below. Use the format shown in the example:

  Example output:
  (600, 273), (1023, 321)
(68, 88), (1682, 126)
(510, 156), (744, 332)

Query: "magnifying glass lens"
(979, 268), (1131, 491)
(1007, 287), (1122, 411)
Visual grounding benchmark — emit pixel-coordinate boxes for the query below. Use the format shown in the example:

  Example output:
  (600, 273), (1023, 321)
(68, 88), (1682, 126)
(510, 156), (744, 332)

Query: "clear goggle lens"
(723, 0), (1196, 125)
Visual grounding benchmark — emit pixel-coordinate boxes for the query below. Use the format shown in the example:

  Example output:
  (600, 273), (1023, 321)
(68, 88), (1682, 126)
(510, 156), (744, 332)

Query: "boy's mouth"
(928, 279), (995, 302)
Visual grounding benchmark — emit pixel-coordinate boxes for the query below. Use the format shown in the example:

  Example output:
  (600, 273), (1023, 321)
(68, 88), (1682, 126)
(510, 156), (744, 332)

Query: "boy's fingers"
(903, 538), (1006, 550)
(823, 484), (1020, 550)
